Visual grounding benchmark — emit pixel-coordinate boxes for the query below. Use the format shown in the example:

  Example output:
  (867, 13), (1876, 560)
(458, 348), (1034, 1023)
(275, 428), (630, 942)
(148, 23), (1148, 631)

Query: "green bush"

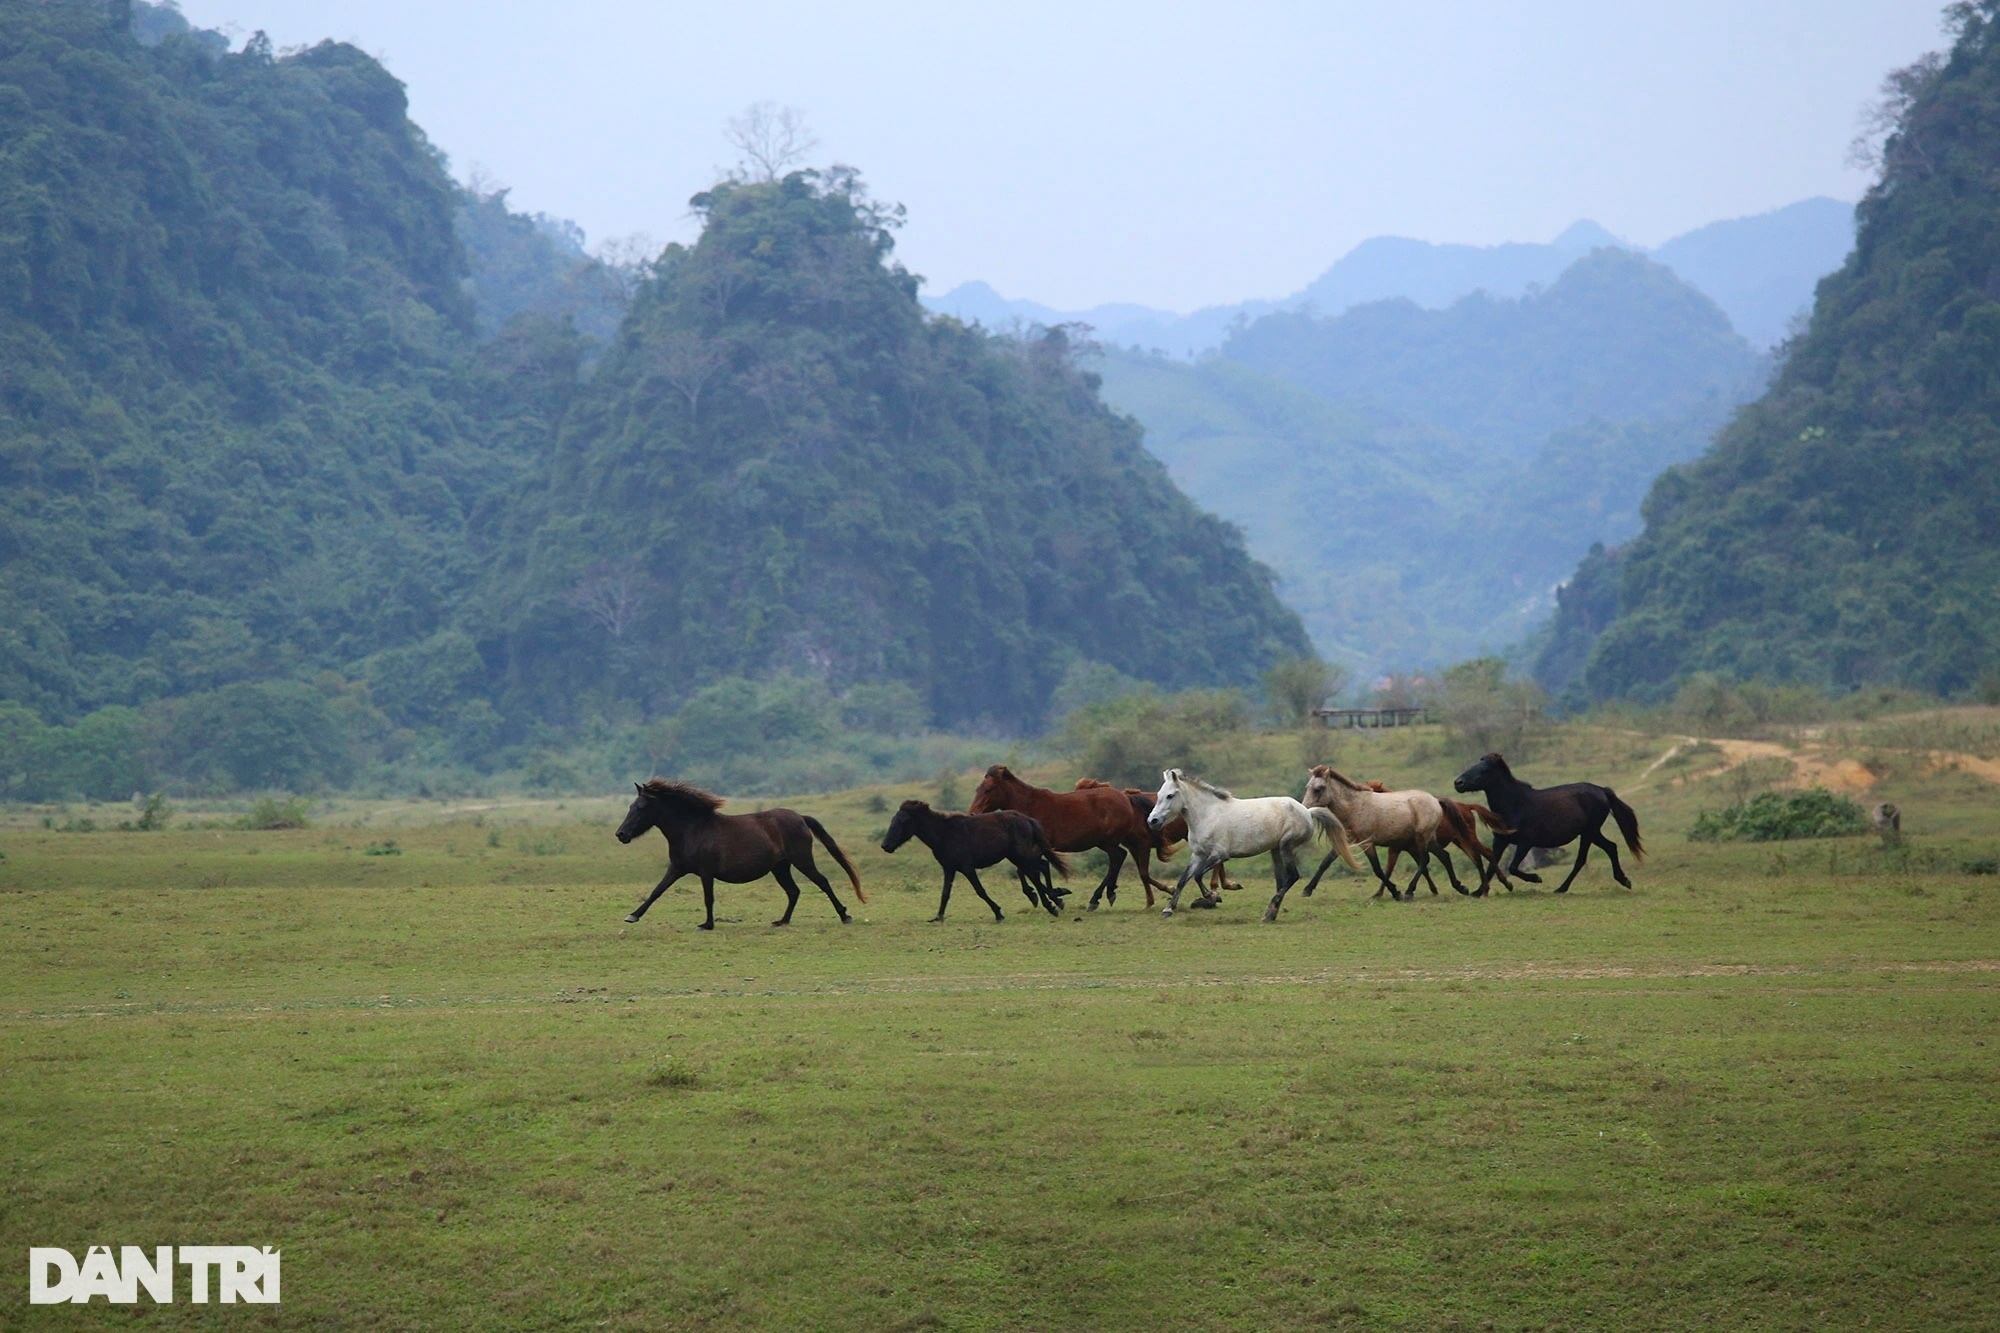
(1688, 787), (1869, 843)
(238, 796), (313, 830)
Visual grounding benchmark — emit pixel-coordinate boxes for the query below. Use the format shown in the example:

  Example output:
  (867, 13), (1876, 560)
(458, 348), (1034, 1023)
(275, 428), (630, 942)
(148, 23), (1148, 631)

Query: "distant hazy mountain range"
(925, 197), (1853, 352)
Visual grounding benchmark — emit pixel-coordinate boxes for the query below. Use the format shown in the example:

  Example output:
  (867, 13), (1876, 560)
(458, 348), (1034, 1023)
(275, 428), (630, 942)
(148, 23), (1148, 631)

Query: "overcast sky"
(173, 0), (1949, 313)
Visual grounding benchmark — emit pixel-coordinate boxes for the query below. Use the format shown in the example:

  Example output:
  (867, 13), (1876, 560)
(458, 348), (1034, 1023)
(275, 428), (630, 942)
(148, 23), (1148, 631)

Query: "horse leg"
(1412, 845), (1444, 897)
(1263, 847), (1303, 923)
(793, 858), (853, 923)
(1435, 847), (1471, 895)
(626, 865), (688, 922)
(770, 866), (804, 926)
(1163, 853), (1220, 918)
(931, 868), (955, 922)
(698, 875), (719, 930)
(1550, 840), (1592, 894)
(1473, 834), (1509, 897)
(1088, 845), (1129, 911)
(1595, 826), (1633, 889)
(964, 867), (1005, 922)
(1299, 843), (1349, 897)
(1364, 846), (1403, 901)
(1132, 843), (1167, 908)
(1020, 858), (1065, 916)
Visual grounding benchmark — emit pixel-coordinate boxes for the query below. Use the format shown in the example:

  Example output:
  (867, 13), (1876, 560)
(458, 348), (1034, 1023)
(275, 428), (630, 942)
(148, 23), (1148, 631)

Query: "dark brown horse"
(1452, 753), (1643, 896)
(968, 765), (1173, 910)
(1365, 783), (1537, 894)
(616, 779), (865, 930)
(880, 800), (1071, 922)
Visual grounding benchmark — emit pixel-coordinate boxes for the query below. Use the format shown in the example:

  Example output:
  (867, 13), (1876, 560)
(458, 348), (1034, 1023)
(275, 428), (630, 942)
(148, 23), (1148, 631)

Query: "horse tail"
(1465, 802), (1513, 836)
(1435, 801), (1474, 846)
(803, 815), (867, 902)
(1606, 790), (1644, 862)
(1038, 825), (1073, 880)
(1308, 806), (1367, 872)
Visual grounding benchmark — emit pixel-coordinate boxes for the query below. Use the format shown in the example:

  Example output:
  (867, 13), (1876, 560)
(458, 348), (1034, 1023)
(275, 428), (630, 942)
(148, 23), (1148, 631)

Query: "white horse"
(1145, 768), (1367, 921)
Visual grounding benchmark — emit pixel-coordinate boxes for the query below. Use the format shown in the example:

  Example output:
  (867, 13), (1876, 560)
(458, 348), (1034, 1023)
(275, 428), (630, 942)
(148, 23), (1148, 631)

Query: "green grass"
(3, 724), (1998, 1328)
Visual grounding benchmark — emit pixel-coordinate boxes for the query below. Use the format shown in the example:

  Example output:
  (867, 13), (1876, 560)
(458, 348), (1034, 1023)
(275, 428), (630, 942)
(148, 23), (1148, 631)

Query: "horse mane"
(640, 778), (725, 812)
(1309, 764), (1371, 793)
(1072, 778), (1114, 790)
(1181, 773), (1234, 801)
(1365, 780), (1390, 792)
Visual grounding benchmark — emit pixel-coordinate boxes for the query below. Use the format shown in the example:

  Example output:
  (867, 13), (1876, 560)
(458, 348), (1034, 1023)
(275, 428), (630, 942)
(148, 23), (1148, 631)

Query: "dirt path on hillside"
(1641, 735), (2000, 794)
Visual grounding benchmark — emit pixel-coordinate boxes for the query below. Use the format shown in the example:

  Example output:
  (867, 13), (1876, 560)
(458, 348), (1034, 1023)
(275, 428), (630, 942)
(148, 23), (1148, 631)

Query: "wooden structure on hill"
(1312, 706), (1432, 730)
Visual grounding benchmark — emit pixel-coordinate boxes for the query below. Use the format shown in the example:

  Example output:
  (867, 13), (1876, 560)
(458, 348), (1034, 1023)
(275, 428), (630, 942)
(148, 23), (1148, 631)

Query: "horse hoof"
(697, 922), (715, 931)
(623, 913), (641, 924)
(1087, 902), (1099, 912)
(1161, 908), (1175, 919)
(1262, 910), (1279, 923)
(839, 914), (854, 923)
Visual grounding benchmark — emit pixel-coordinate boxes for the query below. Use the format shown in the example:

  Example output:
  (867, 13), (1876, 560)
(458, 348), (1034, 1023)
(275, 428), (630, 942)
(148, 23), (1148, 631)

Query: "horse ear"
(635, 782), (644, 793)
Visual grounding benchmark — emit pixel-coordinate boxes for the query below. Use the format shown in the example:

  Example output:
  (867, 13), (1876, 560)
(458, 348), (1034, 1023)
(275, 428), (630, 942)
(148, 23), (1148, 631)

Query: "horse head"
(968, 764), (1015, 813)
(615, 782), (657, 844)
(880, 799), (928, 852)
(1452, 752), (1509, 794)
(1146, 768), (1186, 832)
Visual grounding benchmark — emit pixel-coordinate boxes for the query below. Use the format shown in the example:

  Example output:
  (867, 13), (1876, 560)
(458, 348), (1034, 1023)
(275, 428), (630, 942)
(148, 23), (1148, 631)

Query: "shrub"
(239, 796), (313, 830)
(1688, 787), (1869, 842)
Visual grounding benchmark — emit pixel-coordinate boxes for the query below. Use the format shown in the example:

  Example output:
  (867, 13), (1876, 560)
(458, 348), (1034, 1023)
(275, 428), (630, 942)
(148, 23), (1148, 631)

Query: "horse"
(880, 800), (1071, 922)
(1145, 768), (1366, 921)
(1452, 753), (1644, 895)
(969, 765), (1173, 910)
(1072, 778), (1245, 897)
(616, 779), (865, 930)
(1362, 782), (1537, 894)
(1294, 765), (1451, 900)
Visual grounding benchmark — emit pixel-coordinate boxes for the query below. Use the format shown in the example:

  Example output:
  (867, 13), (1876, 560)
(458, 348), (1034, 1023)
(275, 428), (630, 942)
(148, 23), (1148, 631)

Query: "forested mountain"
(1089, 252), (1760, 673)
(0, 2), (532, 727)
(487, 171), (1308, 733)
(1221, 249), (1762, 460)
(924, 201), (1853, 356)
(1542, 3), (2000, 703)
(1651, 197), (1855, 347)
(0, 2), (1305, 796)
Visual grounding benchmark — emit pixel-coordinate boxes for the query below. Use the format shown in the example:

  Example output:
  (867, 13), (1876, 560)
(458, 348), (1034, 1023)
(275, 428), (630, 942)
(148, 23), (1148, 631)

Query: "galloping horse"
(880, 800), (1071, 922)
(1297, 765), (1447, 901)
(1452, 752), (1644, 895)
(1072, 779), (1244, 896)
(1146, 768), (1366, 921)
(616, 779), (865, 930)
(969, 766), (1173, 910)
(1376, 788), (1538, 893)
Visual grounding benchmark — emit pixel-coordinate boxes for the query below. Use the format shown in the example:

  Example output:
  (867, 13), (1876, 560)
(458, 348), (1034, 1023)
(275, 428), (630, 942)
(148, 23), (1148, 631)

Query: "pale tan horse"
(1297, 764), (1448, 901)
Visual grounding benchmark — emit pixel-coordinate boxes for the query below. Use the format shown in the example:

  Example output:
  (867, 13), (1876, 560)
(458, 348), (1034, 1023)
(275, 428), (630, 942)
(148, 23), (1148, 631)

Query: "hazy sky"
(173, 0), (1949, 312)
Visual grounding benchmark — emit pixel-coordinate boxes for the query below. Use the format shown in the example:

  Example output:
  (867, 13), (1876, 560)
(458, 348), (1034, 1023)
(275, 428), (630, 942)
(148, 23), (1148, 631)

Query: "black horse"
(879, 799), (1071, 922)
(1452, 752), (1644, 896)
(616, 779), (864, 930)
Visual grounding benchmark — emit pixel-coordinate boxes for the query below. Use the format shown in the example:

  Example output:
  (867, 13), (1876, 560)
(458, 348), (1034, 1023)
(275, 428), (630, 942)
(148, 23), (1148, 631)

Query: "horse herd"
(614, 753), (1645, 931)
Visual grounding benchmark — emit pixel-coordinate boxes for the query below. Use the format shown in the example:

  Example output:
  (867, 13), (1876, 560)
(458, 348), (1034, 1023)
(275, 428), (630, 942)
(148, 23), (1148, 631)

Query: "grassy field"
(4, 721), (1998, 1329)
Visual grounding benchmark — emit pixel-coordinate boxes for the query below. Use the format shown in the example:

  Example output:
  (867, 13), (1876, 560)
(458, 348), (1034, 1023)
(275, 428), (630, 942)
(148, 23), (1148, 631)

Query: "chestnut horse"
(1452, 752), (1643, 895)
(616, 779), (864, 930)
(969, 765), (1172, 910)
